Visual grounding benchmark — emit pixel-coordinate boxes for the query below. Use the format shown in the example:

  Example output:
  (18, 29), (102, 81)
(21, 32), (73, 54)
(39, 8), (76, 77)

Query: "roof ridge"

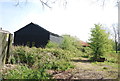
(14, 22), (61, 37)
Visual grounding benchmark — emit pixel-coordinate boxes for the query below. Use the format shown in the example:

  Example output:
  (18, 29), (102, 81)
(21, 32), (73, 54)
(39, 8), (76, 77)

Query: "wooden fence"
(0, 32), (13, 68)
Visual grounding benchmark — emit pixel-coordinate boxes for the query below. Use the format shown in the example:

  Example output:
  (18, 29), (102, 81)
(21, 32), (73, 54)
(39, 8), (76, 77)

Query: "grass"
(82, 51), (119, 72)
(91, 52), (118, 73)
(92, 61), (118, 68)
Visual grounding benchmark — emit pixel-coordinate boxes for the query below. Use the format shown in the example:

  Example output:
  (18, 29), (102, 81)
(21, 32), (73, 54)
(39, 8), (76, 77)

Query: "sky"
(0, 0), (118, 42)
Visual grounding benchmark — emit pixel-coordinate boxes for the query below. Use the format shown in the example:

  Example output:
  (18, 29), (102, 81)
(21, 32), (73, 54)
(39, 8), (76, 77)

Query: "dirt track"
(51, 57), (118, 79)
(1, 57), (118, 80)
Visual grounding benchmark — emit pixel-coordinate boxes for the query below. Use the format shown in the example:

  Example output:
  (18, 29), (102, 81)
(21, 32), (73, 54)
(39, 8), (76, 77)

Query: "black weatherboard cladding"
(14, 22), (50, 48)
(14, 22), (62, 48)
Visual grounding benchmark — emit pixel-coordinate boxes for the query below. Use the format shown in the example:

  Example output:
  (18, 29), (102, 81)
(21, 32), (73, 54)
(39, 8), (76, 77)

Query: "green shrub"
(81, 47), (92, 54)
(46, 41), (59, 48)
(80, 47), (93, 58)
(103, 67), (108, 69)
(11, 46), (39, 66)
(60, 35), (80, 50)
(3, 65), (50, 79)
(51, 59), (74, 71)
(104, 52), (118, 63)
(10, 46), (74, 71)
(59, 35), (83, 57)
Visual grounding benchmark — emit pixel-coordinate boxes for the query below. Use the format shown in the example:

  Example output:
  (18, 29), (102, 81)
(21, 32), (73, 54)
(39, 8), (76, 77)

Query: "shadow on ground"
(71, 59), (93, 63)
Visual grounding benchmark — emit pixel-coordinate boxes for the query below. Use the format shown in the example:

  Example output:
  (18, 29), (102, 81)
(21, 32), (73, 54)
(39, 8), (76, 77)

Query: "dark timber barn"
(14, 22), (63, 48)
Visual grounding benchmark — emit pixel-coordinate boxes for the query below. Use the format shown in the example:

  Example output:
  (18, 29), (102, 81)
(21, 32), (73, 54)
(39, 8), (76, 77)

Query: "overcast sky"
(0, 0), (118, 42)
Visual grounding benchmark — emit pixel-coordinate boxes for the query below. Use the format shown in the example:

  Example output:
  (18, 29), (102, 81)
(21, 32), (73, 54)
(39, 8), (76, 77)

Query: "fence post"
(6, 34), (13, 64)
(0, 32), (2, 68)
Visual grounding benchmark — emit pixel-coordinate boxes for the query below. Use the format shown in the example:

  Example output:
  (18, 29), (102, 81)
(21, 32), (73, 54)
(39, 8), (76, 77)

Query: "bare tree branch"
(96, 0), (119, 7)
(102, 0), (105, 6)
(14, 0), (19, 6)
(13, 0), (68, 9)
(40, 0), (52, 8)
(96, 0), (106, 7)
(63, 0), (67, 8)
(112, 24), (118, 53)
(14, 0), (28, 6)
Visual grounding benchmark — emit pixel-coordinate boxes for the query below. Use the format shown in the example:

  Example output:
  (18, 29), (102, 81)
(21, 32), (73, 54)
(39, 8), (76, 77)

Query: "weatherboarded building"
(14, 22), (63, 48)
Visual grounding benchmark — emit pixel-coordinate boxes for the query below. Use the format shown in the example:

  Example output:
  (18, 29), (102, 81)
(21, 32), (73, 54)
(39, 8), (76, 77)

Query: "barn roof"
(14, 22), (49, 33)
(50, 32), (61, 37)
(14, 22), (61, 37)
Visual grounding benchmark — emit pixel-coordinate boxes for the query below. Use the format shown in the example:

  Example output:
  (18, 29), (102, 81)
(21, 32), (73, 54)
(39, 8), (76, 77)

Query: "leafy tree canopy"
(89, 24), (113, 59)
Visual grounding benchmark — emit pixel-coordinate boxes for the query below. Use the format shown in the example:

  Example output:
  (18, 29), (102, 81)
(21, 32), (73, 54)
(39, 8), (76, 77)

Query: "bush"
(46, 41), (59, 48)
(60, 35), (79, 50)
(10, 46), (74, 71)
(105, 52), (118, 63)
(11, 46), (40, 67)
(81, 47), (93, 58)
(82, 47), (92, 54)
(3, 65), (50, 79)
(59, 35), (83, 57)
(51, 59), (74, 71)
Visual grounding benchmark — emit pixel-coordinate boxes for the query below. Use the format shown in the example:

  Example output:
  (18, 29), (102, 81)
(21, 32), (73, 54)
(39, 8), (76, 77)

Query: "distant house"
(14, 22), (63, 48)
(80, 40), (89, 47)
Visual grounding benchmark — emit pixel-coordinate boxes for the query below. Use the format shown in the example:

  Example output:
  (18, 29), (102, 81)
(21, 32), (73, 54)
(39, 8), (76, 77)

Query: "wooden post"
(6, 34), (13, 64)
(0, 33), (7, 68)
(0, 32), (2, 68)
(2, 33), (8, 67)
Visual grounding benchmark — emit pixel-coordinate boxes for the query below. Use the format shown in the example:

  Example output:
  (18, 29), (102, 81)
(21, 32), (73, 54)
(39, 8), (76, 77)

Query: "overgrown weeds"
(3, 46), (75, 79)
(2, 65), (51, 79)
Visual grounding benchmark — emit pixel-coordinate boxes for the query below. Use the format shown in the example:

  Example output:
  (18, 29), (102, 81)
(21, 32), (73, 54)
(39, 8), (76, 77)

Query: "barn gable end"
(14, 22), (62, 48)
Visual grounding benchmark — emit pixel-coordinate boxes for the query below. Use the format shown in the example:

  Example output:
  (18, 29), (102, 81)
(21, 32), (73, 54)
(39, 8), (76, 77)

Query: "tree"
(13, 0), (67, 8)
(60, 35), (81, 50)
(96, 0), (119, 6)
(89, 24), (112, 60)
(112, 24), (119, 53)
